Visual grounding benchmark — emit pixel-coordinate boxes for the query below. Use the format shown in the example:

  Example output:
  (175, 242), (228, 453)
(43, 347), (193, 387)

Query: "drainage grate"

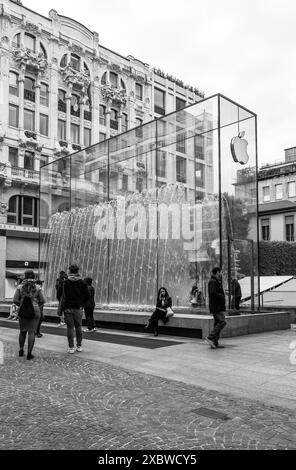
(191, 407), (231, 420)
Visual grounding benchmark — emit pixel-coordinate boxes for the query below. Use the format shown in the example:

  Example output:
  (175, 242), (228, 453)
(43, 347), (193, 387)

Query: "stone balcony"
(0, 163), (39, 186)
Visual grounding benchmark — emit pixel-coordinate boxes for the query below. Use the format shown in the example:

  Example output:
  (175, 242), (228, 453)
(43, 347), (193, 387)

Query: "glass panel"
(9, 72), (19, 96)
(40, 94), (258, 311)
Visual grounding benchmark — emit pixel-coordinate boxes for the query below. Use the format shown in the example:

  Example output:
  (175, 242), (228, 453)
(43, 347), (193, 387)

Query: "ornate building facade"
(0, 0), (206, 298)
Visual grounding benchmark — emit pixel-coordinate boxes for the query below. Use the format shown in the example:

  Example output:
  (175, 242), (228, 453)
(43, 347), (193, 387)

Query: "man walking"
(59, 264), (89, 354)
(206, 267), (226, 349)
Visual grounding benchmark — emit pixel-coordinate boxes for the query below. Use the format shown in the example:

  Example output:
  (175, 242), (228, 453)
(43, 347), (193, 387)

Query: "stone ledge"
(0, 304), (291, 339)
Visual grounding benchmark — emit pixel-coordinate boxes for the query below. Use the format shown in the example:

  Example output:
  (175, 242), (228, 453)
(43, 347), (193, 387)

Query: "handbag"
(18, 296), (35, 319)
(166, 306), (174, 317)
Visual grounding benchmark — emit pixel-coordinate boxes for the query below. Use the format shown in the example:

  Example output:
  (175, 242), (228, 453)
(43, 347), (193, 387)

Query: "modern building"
(235, 146), (296, 243)
(0, 0), (206, 298)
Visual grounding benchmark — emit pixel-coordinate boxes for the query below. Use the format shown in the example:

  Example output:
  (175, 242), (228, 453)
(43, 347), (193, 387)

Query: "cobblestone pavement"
(0, 339), (295, 450)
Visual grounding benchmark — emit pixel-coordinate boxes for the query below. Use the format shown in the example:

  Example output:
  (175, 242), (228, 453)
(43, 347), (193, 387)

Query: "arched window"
(101, 72), (107, 85)
(9, 71), (19, 96)
(110, 72), (118, 88)
(70, 53), (80, 71)
(24, 33), (36, 52)
(60, 54), (68, 68)
(7, 195), (39, 227)
(12, 33), (20, 48)
(57, 202), (70, 213)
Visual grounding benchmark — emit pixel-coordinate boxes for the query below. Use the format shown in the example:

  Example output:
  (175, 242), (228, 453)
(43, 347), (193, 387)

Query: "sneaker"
(19, 349), (24, 357)
(215, 343), (225, 348)
(76, 346), (83, 352)
(91, 328), (97, 332)
(7, 315), (14, 320)
(27, 354), (34, 360)
(59, 322), (66, 327)
(205, 337), (216, 349)
(83, 328), (90, 332)
(36, 333), (43, 338)
(68, 347), (75, 354)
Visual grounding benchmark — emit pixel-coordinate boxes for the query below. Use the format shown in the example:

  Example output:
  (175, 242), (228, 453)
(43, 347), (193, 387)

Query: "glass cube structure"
(39, 94), (258, 309)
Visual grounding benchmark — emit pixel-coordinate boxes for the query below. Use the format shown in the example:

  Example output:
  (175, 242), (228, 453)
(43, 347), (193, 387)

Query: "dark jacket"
(156, 296), (172, 310)
(230, 279), (242, 297)
(208, 275), (225, 314)
(84, 285), (95, 309)
(61, 274), (90, 310)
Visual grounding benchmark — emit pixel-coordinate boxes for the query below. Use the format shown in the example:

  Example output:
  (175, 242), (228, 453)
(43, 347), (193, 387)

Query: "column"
(18, 73), (25, 130)
(66, 86), (72, 142)
(35, 74), (41, 135)
(0, 233), (7, 300)
(105, 104), (111, 139)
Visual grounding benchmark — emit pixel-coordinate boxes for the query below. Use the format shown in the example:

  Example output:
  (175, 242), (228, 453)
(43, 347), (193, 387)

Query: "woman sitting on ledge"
(145, 287), (174, 337)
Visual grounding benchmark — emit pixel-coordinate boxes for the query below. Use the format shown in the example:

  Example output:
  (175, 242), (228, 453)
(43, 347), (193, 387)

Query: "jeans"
(84, 306), (95, 330)
(208, 311), (226, 344)
(64, 308), (83, 348)
(36, 307), (43, 334)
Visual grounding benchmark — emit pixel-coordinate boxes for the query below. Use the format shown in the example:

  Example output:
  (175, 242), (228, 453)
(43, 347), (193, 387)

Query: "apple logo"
(230, 131), (249, 165)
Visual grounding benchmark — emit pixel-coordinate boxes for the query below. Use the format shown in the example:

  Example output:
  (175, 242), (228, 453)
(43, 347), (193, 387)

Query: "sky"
(22, 0), (296, 166)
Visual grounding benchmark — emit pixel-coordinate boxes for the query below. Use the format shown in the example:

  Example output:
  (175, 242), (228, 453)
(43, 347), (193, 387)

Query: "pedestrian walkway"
(0, 322), (295, 449)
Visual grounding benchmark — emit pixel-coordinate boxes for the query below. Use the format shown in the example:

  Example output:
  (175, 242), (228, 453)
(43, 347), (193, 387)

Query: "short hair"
(84, 277), (92, 286)
(59, 270), (67, 277)
(36, 280), (43, 286)
(212, 267), (221, 276)
(69, 264), (79, 274)
(24, 269), (35, 279)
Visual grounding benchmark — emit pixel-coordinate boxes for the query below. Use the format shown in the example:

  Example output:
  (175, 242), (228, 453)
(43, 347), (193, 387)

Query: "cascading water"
(40, 184), (225, 307)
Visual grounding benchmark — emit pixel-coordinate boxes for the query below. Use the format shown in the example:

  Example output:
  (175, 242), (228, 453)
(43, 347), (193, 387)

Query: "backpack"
(18, 295), (35, 319)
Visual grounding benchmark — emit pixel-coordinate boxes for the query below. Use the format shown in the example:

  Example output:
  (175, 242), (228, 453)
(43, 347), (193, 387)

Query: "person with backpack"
(58, 264), (89, 354)
(13, 270), (45, 360)
(83, 277), (97, 332)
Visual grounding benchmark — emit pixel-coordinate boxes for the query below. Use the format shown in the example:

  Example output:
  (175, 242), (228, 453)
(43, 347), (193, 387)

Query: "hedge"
(259, 241), (296, 275)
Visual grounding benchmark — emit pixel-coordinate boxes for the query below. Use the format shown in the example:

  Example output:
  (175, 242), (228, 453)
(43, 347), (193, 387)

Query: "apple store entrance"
(39, 94), (258, 310)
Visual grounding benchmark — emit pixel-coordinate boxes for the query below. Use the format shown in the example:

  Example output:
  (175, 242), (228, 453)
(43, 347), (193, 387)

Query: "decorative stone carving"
(1, 36), (9, 44)
(0, 202), (8, 215)
(49, 9), (59, 21)
(51, 57), (58, 65)
(93, 32), (99, 42)
(12, 48), (48, 74)
(60, 64), (90, 93)
(71, 44), (83, 55)
(109, 63), (121, 73)
(22, 22), (40, 35)
(19, 134), (43, 153)
(100, 84), (127, 106)
(0, 164), (7, 178)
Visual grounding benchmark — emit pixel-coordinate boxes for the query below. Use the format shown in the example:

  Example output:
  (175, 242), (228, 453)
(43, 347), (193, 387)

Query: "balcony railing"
(154, 105), (165, 115)
(110, 119), (118, 130)
(24, 89), (35, 102)
(58, 100), (66, 113)
(84, 110), (92, 121)
(11, 166), (39, 183)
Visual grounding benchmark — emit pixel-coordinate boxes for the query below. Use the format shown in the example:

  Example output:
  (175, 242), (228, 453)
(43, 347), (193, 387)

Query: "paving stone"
(0, 338), (295, 449)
